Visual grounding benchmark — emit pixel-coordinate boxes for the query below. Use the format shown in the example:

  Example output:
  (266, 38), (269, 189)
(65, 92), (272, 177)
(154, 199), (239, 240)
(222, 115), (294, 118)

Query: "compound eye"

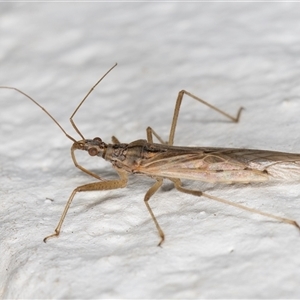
(93, 137), (102, 143)
(88, 147), (98, 156)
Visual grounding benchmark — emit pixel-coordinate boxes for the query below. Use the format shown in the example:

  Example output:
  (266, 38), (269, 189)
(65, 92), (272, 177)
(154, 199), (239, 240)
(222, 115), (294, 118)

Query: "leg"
(144, 177), (164, 246)
(168, 90), (243, 145)
(43, 170), (128, 242)
(71, 145), (103, 180)
(169, 178), (300, 230)
(146, 90), (243, 146)
(146, 126), (166, 144)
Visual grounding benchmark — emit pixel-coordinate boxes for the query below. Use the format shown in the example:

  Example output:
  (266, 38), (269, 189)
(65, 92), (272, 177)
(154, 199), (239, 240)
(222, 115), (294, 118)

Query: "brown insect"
(1, 63), (299, 246)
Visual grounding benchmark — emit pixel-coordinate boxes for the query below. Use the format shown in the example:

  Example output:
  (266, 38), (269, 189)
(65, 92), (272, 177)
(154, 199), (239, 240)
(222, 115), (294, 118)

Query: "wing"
(135, 144), (300, 183)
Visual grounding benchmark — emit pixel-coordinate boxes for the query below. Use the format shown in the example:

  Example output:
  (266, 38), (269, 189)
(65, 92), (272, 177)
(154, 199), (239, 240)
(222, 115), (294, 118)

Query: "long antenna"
(0, 63), (118, 143)
(0, 86), (77, 143)
(70, 63), (118, 140)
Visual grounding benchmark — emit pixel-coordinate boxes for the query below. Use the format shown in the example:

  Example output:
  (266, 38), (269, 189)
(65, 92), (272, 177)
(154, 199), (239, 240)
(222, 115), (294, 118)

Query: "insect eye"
(88, 147), (98, 156)
(93, 137), (102, 143)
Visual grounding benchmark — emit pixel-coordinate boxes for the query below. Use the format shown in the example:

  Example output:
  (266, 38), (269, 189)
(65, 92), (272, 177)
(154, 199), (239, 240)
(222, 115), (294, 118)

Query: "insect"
(1, 64), (299, 246)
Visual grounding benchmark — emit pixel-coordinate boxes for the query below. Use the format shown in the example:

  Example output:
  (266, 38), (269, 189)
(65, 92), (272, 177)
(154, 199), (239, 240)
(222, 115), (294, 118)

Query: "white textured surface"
(1, 3), (300, 299)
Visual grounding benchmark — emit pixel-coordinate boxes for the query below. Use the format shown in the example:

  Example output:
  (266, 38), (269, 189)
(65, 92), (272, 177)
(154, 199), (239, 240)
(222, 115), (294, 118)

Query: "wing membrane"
(137, 144), (300, 183)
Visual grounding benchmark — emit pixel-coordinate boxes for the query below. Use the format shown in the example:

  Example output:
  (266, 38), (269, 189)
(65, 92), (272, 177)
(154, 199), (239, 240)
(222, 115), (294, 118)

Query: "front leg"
(44, 170), (128, 242)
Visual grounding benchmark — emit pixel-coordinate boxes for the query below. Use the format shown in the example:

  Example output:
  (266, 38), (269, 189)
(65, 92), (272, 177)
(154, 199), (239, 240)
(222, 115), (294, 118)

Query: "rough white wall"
(1, 3), (300, 298)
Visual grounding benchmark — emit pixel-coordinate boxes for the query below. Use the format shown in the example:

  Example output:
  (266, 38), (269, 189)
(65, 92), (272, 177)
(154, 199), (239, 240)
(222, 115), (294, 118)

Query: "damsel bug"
(1, 64), (299, 246)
